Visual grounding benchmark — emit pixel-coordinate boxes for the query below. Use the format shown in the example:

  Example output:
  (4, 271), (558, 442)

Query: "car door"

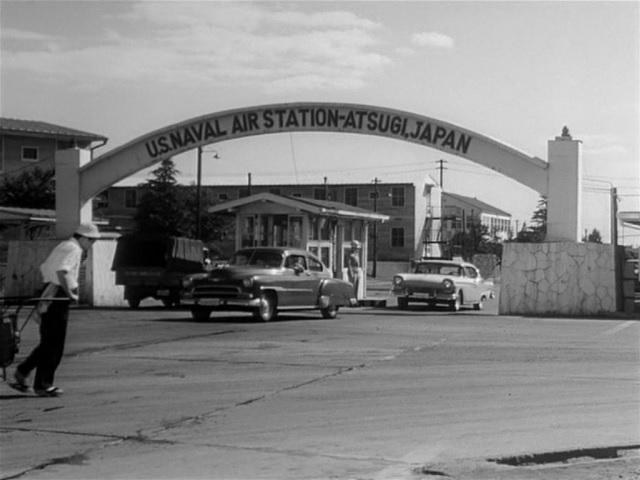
(284, 254), (319, 306)
(462, 266), (482, 303)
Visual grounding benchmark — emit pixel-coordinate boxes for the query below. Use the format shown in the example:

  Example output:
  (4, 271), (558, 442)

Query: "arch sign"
(81, 102), (548, 203)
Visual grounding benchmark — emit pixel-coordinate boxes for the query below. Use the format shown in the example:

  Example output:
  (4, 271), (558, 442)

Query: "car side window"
(465, 267), (478, 279)
(285, 255), (307, 270)
(308, 257), (324, 273)
(252, 252), (283, 268)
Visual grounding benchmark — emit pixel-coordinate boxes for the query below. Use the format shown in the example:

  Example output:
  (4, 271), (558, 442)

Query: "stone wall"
(3, 239), (126, 306)
(500, 242), (617, 316)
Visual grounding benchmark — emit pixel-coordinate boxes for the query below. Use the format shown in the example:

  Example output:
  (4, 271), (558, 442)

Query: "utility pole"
(372, 177), (380, 278)
(324, 176), (328, 200)
(436, 159), (448, 189)
(196, 147), (202, 240)
(196, 148), (219, 240)
(611, 187), (618, 246)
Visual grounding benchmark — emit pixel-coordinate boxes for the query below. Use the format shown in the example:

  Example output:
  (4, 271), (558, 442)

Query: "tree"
(134, 159), (186, 235)
(515, 195), (547, 243)
(447, 217), (503, 261)
(0, 167), (55, 209)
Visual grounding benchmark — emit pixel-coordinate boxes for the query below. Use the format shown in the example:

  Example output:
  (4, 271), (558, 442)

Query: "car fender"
(318, 278), (354, 306)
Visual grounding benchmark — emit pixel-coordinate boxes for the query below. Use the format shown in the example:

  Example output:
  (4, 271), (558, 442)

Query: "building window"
(391, 187), (405, 207)
(22, 147), (39, 162)
(269, 188), (281, 195)
(218, 193), (229, 201)
(391, 227), (405, 248)
(125, 189), (137, 208)
(292, 192), (302, 198)
(238, 188), (250, 198)
(314, 188), (326, 200)
(344, 187), (358, 207)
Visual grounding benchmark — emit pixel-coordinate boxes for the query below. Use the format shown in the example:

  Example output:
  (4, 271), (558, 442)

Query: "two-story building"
(99, 173), (444, 262)
(0, 118), (107, 179)
(441, 192), (512, 241)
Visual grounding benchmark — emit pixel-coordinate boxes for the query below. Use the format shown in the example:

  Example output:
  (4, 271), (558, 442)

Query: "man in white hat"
(10, 223), (100, 397)
(347, 240), (362, 298)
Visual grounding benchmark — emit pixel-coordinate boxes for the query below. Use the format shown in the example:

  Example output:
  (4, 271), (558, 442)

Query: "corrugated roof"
(443, 192), (511, 217)
(0, 118), (107, 141)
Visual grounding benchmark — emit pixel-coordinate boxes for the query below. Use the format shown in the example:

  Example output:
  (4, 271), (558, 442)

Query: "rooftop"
(0, 118), (107, 142)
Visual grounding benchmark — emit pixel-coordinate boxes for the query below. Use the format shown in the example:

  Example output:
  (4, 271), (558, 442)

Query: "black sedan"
(181, 247), (357, 321)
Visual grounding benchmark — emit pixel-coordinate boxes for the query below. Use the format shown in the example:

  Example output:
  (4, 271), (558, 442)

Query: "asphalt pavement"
(1, 288), (638, 480)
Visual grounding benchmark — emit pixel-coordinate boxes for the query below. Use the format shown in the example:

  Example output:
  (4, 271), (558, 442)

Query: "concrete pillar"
(55, 148), (93, 238)
(546, 129), (583, 242)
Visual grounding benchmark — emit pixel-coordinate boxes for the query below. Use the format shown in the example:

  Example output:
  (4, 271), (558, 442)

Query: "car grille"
(408, 287), (440, 296)
(192, 285), (241, 298)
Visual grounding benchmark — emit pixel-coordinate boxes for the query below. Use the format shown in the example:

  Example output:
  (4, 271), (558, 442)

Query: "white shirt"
(40, 238), (83, 289)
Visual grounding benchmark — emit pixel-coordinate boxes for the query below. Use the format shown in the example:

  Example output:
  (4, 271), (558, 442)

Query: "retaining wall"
(500, 242), (617, 316)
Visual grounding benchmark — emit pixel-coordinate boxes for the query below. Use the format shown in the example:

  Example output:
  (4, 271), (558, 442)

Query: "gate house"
(207, 193), (388, 297)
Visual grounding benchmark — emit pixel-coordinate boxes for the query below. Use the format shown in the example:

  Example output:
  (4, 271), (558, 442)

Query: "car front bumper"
(392, 288), (457, 302)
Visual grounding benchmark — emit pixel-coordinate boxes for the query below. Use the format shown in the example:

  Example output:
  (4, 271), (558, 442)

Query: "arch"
(80, 102), (548, 203)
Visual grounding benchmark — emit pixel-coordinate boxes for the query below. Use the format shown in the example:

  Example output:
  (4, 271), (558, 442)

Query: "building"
(205, 192), (389, 298)
(441, 192), (512, 241)
(0, 118), (107, 178)
(99, 173), (443, 262)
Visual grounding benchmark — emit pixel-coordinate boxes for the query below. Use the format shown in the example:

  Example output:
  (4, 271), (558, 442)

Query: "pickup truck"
(111, 235), (206, 308)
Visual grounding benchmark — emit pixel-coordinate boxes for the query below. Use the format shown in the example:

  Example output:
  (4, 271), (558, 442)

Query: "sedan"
(181, 247), (357, 321)
(392, 259), (494, 311)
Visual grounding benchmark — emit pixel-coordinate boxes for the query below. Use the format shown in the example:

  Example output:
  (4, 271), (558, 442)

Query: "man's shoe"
(35, 386), (64, 397)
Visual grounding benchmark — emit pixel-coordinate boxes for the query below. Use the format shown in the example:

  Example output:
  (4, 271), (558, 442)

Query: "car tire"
(253, 292), (277, 322)
(321, 305), (339, 319)
(397, 297), (409, 310)
(161, 299), (172, 308)
(127, 298), (141, 309)
(474, 295), (486, 311)
(449, 292), (462, 312)
(191, 307), (212, 321)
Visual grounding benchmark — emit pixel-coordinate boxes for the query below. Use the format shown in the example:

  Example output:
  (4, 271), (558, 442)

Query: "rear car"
(181, 247), (357, 321)
(392, 259), (494, 311)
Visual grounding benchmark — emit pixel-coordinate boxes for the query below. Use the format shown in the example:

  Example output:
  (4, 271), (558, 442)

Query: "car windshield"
(229, 251), (284, 268)
(415, 263), (463, 276)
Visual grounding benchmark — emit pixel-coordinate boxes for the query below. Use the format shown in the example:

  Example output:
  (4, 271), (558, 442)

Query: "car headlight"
(442, 279), (454, 291)
(242, 277), (254, 288)
(182, 277), (193, 289)
(393, 276), (404, 286)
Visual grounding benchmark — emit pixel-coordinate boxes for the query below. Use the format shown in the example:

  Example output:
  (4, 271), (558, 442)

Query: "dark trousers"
(17, 286), (70, 390)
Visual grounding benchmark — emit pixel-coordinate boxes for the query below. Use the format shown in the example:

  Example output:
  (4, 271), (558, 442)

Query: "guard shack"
(207, 193), (389, 299)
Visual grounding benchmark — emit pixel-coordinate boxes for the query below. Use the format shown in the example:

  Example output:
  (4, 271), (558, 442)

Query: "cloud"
(580, 133), (629, 156)
(411, 31), (454, 48)
(1, 3), (390, 92)
(0, 27), (53, 42)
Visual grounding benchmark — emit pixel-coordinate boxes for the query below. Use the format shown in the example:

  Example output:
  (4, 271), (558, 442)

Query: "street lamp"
(196, 147), (220, 240)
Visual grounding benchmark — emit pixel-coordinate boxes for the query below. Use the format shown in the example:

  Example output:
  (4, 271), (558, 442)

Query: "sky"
(1, 0), (639, 245)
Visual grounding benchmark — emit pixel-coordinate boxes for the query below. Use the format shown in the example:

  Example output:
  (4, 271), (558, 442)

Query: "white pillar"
(55, 148), (93, 238)
(546, 130), (583, 242)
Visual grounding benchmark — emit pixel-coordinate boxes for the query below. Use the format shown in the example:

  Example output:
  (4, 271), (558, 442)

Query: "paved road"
(1, 299), (638, 479)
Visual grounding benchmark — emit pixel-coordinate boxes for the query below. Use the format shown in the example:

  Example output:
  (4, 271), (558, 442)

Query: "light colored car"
(392, 259), (494, 311)
(181, 247), (357, 321)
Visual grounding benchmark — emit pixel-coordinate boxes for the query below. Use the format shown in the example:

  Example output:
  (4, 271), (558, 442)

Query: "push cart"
(0, 296), (50, 381)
